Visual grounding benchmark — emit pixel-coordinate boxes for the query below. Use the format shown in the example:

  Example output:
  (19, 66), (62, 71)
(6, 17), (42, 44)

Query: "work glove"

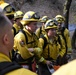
(56, 55), (62, 65)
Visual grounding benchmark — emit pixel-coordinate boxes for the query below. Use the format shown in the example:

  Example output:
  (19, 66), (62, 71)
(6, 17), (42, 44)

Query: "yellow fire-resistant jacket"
(35, 26), (47, 38)
(38, 34), (66, 64)
(14, 28), (41, 61)
(56, 34), (66, 56)
(52, 59), (76, 75)
(12, 23), (21, 36)
(57, 28), (72, 53)
(0, 53), (37, 75)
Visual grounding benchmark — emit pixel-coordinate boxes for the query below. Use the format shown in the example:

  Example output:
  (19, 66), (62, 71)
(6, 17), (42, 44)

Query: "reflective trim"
(39, 57), (44, 62)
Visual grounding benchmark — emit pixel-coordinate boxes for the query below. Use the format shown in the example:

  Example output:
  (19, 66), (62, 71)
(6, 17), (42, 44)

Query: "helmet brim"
(20, 19), (39, 25)
(45, 25), (57, 30)
(22, 19), (39, 21)
(5, 12), (15, 16)
(21, 19), (39, 25)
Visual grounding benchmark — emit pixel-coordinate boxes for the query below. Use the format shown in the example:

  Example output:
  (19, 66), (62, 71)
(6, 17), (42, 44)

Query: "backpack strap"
(57, 35), (62, 48)
(12, 27), (16, 36)
(40, 35), (47, 49)
(11, 49), (18, 61)
(40, 35), (51, 60)
(39, 26), (42, 37)
(19, 30), (28, 44)
(61, 27), (66, 43)
(20, 30), (36, 44)
(61, 27), (67, 52)
(0, 62), (22, 75)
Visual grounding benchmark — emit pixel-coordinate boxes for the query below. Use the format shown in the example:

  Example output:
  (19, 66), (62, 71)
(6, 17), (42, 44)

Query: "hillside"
(5, 0), (76, 24)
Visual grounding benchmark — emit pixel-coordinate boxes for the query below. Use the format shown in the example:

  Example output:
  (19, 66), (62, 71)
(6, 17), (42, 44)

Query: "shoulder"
(53, 59), (76, 75)
(36, 27), (41, 32)
(14, 31), (25, 41)
(62, 28), (70, 35)
(37, 27), (41, 31)
(64, 28), (69, 32)
(7, 68), (37, 75)
(39, 35), (47, 41)
(13, 23), (18, 28)
(39, 37), (45, 42)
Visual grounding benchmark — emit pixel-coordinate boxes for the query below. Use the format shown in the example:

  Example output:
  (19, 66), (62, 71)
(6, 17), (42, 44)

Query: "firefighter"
(12, 10), (24, 36)
(54, 15), (72, 64)
(0, 1), (15, 24)
(0, 8), (37, 75)
(13, 11), (42, 72)
(38, 19), (66, 75)
(36, 16), (49, 38)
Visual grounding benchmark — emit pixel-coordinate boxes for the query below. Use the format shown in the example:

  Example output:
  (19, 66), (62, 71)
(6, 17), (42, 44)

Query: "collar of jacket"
(0, 53), (11, 62)
(23, 28), (34, 36)
(13, 23), (21, 29)
(42, 25), (45, 31)
(45, 34), (56, 44)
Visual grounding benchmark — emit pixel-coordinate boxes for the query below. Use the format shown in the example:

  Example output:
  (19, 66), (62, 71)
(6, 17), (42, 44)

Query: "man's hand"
(28, 48), (34, 52)
(46, 60), (52, 65)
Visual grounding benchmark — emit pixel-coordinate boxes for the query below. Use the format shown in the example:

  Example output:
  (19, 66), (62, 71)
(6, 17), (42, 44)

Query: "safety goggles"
(4, 4), (15, 13)
(15, 12), (24, 18)
(46, 21), (57, 27)
(16, 14), (24, 18)
(27, 12), (40, 19)
(41, 18), (49, 23)
(55, 17), (63, 22)
(46, 24), (57, 29)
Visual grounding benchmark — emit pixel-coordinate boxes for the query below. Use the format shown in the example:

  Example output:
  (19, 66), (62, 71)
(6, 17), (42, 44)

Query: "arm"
(58, 35), (66, 57)
(64, 29), (72, 52)
(14, 32), (33, 59)
(38, 38), (51, 64)
(35, 27), (41, 38)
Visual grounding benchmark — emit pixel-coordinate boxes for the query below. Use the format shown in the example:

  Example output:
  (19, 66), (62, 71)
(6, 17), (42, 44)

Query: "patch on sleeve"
(20, 40), (25, 47)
